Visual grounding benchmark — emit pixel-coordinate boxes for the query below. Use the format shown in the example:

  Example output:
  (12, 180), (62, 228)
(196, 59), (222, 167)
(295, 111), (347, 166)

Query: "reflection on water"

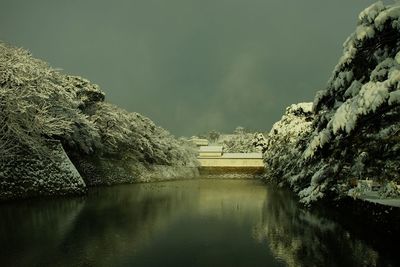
(252, 189), (390, 267)
(0, 179), (397, 267)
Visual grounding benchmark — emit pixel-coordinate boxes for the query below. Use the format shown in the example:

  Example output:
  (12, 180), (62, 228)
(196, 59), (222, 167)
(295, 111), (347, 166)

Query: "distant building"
(190, 138), (209, 147)
(197, 145), (264, 171)
(198, 151), (264, 168)
(198, 146), (223, 157)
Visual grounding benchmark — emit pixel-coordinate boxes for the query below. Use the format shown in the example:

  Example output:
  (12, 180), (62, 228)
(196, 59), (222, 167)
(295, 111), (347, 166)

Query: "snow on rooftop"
(199, 146), (223, 152)
(222, 153), (263, 159)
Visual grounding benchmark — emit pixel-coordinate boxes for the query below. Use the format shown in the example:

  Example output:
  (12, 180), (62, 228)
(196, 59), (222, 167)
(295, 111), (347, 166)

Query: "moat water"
(0, 179), (398, 267)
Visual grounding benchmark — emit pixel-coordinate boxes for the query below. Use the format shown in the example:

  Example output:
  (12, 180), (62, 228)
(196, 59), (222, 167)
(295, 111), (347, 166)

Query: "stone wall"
(0, 142), (87, 201)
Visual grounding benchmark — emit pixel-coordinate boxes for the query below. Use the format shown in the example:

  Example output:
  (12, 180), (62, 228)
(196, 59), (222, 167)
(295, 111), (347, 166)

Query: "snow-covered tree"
(233, 126), (246, 135)
(0, 42), (198, 200)
(263, 103), (314, 189)
(263, 1), (400, 204)
(218, 128), (261, 153)
(208, 130), (220, 143)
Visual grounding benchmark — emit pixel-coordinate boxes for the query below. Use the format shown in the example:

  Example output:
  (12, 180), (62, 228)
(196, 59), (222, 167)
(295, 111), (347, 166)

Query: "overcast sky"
(0, 0), (382, 136)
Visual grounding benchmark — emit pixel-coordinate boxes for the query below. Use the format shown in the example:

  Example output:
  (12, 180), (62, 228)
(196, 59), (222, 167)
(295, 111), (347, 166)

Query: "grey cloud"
(0, 0), (379, 136)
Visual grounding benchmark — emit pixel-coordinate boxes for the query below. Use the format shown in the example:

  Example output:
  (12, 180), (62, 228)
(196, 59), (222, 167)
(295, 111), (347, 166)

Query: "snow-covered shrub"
(89, 102), (198, 167)
(379, 181), (400, 198)
(218, 132), (260, 153)
(253, 132), (268, 152)
(263, 103), (314, 187)
(210, 127), (262, 153)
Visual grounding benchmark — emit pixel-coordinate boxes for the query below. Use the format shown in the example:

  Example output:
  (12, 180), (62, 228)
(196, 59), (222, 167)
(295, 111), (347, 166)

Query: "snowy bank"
(0, 42), (198, 201)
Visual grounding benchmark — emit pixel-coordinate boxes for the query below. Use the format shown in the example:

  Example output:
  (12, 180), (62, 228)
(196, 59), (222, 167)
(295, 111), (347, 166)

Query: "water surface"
(0, 179), (397, 267)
